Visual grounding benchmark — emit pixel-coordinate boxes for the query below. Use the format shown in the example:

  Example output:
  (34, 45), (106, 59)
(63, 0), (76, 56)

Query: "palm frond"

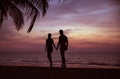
(27, 11), (38, 33)
(8, 1), (24, 31)
(11, 0), (48, 18)
(0, 0), (49, 32)
(0, 1), (8, 28)
(48, 0), (69, 3)
(0, 12), (3, 28)
(11, 0), (48, 32)
(37, 0), (49, 17)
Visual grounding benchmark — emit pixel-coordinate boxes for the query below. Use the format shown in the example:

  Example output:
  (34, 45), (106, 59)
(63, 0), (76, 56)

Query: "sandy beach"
(0, 66), (120, 79)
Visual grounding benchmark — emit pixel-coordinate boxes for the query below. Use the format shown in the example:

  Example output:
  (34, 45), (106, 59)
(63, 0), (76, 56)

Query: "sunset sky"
(0, 0), (120, 53)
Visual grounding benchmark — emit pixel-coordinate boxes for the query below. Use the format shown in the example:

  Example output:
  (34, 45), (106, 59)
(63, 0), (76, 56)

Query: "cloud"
(80, 41), (108, 45)
(0, 0), (119, 53)
(44, 0), (120, 27)
(110, 35), (120, 39)
(31, 36), (46, 41)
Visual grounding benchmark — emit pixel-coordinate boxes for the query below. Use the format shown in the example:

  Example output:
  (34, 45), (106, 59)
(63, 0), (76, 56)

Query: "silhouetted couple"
(45, 30), (68, 68)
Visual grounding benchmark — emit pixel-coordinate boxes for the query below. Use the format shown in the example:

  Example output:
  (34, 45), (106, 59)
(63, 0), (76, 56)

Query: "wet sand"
(0, 66), (120, 79)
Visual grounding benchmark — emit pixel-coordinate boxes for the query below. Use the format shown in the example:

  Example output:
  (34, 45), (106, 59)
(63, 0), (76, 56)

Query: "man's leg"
(61, 50), (66, 68)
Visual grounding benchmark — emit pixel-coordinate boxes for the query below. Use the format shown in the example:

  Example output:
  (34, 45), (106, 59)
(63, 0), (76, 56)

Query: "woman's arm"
(52, 39), (56, 49)
(45, 40), (47, 52)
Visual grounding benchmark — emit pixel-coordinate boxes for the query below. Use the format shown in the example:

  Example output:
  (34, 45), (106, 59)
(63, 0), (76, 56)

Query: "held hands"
(45, 48), (47, 52)
(66, 46), (68, 50)
(54, 46), (58, 50)
(56, 47), (58, 50)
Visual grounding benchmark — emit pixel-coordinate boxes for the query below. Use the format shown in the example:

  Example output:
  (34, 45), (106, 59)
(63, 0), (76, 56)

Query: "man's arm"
(66, 36), (68, 50)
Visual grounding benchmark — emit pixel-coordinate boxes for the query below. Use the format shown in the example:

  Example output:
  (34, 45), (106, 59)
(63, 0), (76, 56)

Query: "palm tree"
(0, 0), (67, 33)
(0, 0), (48, 33)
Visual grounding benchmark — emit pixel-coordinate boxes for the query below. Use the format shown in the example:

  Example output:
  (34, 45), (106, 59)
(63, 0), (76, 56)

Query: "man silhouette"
(57, 30), (68, 68)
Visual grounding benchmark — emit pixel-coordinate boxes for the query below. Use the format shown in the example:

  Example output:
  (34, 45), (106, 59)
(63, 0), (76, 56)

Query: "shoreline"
(0, 63), (120, 69)
(0, 66), (120, 79)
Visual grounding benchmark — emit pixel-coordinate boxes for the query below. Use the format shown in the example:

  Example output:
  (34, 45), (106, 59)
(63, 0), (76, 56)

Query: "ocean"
(0, 52), (120, 68)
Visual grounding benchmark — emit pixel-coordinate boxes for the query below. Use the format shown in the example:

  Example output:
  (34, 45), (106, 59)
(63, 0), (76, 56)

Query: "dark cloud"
(110, 35), (120, 39)
(62, 29), (72, 35)
(0, 40), (45, 52)
(31, 36), (46, 41)
(0, 28), (23, 41)
(80, 41), (110, 46)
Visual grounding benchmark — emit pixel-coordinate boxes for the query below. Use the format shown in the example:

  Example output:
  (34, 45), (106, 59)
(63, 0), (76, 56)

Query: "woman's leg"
(47, 52), (52, 67)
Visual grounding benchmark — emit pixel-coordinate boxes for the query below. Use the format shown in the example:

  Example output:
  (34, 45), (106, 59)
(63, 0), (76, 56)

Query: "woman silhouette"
(45, 33), (56, 67)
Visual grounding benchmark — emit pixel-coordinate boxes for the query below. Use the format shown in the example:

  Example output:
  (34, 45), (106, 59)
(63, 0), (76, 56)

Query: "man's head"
(59, 30), (64, 35)
(48, 33), (51, 38)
